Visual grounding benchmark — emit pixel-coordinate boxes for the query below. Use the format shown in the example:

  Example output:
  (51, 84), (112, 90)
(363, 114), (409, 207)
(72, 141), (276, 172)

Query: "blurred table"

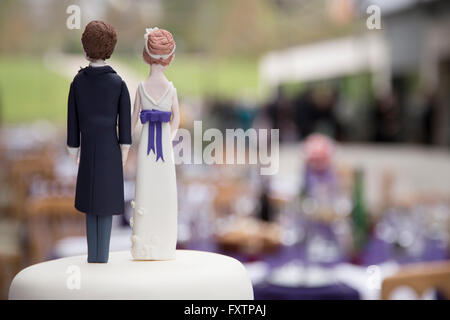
(43, 142), (450, 300)
(50, 224), (449, 300)
(253, 283), (360, 300)
(362, 237), (448, 266)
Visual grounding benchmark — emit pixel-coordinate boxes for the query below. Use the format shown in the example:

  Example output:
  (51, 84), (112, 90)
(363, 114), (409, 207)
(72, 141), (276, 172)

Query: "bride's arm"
(170, 89), (180, 141)
(120, 89), (141, 167)
(131, 88), (141, 138)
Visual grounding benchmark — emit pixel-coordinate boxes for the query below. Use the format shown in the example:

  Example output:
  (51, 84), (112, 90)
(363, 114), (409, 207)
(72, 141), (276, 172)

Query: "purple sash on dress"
(140, 109), (172, 161)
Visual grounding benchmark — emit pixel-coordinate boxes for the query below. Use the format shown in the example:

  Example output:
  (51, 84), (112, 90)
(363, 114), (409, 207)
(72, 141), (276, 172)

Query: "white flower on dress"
(130, 200), (136, 209)
(131, 233), (162, 259)
(131, 235), (141, 258)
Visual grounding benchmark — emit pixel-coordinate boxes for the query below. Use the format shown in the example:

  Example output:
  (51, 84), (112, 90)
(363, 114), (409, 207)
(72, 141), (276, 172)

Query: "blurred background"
(1, 0), (450, 300)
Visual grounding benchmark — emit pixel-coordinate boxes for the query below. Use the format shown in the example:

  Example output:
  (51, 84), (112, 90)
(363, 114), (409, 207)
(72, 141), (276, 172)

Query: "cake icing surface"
(9, 250), (253, 300)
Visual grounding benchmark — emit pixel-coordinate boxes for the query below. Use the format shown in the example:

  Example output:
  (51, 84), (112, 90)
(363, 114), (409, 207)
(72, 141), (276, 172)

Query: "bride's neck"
(148, 64), (165, 79)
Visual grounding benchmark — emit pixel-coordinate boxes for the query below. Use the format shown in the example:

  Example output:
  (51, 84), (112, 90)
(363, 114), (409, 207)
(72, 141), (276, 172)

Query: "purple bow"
(140, 109), (172, 161)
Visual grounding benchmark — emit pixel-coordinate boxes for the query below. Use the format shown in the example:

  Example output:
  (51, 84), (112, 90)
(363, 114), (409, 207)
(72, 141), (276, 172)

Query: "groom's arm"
(118, 80), (132, 144)
(131, 88), (142, 138)
(118, 80), (132, 166)
(67, 81), (80, 164)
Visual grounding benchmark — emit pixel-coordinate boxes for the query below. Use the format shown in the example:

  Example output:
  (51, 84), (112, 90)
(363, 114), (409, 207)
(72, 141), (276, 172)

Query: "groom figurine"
(67, 21), (131, 263)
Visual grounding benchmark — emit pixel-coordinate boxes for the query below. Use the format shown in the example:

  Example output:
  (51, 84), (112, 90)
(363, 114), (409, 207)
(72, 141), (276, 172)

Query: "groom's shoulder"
(71, 66), (124, 83)
(108, 72), (124, 83)
(103, 71), (125, 86)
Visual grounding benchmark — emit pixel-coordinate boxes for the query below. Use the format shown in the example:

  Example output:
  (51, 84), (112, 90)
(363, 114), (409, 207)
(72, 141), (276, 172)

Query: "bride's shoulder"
(169, 81), (176, 92)
(136, 81), (144, 94)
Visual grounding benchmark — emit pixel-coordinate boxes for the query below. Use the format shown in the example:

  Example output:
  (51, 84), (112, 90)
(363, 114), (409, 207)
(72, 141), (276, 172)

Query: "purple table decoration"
(253, 282), (360, 300)
(361, 237), (448, 266)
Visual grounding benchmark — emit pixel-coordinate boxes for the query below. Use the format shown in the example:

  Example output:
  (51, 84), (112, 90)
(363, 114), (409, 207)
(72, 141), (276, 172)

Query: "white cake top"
(9, 250), (253, 300)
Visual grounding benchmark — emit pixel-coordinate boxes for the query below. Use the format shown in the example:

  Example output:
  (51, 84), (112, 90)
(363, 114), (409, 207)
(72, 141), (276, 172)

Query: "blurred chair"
(0, 219), (21, 300)
(0, 144), (14, 217)
(4, 149), (84, 264)
(213, 180), (236, 212)
(8, 152), (54, 219)
(382, 261), (450, 299)
(213, 179), (249, 216)
(0, 149), (55, 298)
(25, 194), (83, 264)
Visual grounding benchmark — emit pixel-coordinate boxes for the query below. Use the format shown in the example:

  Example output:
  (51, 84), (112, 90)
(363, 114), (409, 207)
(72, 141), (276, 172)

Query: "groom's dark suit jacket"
(67, 65), (131, 216)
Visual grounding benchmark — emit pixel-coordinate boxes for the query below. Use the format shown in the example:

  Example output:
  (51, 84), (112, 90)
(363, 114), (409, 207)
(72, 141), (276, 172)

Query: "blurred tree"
(213, 0), (278, 57)
(0, 0), (359, 57)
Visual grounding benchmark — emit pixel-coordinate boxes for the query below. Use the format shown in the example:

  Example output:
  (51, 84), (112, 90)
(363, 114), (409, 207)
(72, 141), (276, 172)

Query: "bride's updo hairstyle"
(142, 28), (176, 66)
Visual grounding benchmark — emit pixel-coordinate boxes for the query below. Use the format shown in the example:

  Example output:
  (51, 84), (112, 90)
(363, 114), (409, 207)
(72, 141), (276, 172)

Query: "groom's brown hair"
(82, 21), (117, 60)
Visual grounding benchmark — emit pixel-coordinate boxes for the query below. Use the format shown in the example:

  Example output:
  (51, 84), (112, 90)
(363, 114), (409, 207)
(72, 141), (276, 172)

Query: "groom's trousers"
(85, 214), (113, 263)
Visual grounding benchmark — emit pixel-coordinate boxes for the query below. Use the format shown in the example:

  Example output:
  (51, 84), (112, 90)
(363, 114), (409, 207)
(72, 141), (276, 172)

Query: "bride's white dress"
(131, 81), (177, 260)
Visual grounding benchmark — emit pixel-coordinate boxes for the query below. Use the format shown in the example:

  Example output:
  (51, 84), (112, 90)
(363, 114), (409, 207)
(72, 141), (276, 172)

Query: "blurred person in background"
(266, 86), (297, 142)
(208, 97), (237, 131)
(301, 133), (337, 200)
(294, 85), (342, 141)
(234, 100), (258, 131)
(294, 87), (315, 140)
(372, 91), (402, 143)
(421, 89), (439, 145)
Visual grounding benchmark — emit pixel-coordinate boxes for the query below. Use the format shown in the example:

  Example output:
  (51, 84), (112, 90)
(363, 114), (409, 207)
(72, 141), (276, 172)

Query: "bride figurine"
(130, 27), (180, 260)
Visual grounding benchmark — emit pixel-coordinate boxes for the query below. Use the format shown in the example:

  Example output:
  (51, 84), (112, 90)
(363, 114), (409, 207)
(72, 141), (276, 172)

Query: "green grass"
(0, 56), (70, 124)
(0, 55), (260, 124)
(119, 55), (260, 100)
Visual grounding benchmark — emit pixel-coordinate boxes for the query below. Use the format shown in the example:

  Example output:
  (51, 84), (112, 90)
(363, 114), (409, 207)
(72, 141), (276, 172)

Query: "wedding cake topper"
(67, 20), (132, 263)
(130, 27), (180, 260)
